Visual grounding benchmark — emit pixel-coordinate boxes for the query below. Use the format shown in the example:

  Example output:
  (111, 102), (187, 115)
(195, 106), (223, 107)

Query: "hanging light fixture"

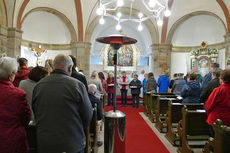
(96, 0), (171, 30)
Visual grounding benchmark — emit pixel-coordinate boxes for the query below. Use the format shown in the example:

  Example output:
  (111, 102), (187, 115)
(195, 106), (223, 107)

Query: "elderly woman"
(88, 71), (102, 98)
(205, 69), (230, 127)
(106, 72), (115, 106)
(0, 57), (32, 153)
(19, 66), (48, 120)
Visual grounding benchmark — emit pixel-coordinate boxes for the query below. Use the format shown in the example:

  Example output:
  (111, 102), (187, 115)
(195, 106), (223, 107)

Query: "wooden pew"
(26, 121), (37, 153)
(100, 94), (106, 131)
(165, 103), (204, 145)
(143, 92), (149, 116)
(177, 106), (210, 153)
(155, 98), (182, 132)
(89, 104), (98, 153)
(203, 119), (230, 153)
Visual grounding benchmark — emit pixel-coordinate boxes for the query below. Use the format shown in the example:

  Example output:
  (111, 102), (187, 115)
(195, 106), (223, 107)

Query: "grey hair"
(53, 54), (73, 72)
(0, 57), (18, 79)
(88, 84), (97, 95)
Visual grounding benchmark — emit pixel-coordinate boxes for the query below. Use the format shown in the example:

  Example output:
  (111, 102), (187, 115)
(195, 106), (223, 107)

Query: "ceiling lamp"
(96, 0), (171, 30)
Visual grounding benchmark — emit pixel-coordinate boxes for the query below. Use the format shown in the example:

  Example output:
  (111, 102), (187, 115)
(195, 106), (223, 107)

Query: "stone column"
(224, 33), (230, 66)
(151, 43), (172, 77)
(71, 41), (91, 78)
(0, 24), (8, 55)
(7, 28), (22, 57)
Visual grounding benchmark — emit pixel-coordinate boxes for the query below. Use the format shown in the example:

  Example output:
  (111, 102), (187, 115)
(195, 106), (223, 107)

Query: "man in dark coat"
(69, 55), (88, 90)
(201, 63), (219, 89)
(129, 74), (142, 108)
(200, 69), (221, 103)
(32, 54), (93, 153)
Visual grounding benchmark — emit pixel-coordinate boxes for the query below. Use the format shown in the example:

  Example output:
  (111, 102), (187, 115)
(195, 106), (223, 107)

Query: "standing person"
(98, 72), (107, 94)
(44, 59), (53, 74)
(146, 72), (157, 92)
(205, 69), (230, 127)
(0, 57), (32, 153)
(118, 71), (129, 106)
(88, 71), (103, 99)
(157, 72), (170, 93)
(138, 70), (145, 98)
(181, 73), (201, 103)
(106, 72), (115, 106)
(200, 69), (221, 103)
(172, 73), (186, 96)
(32, 54), (93, 153)
(69, 55), (88, 90)
(129, 74), (142, 108)
(142, 73), (148, 94)
(13, 57), (30, 87)
(169, 73), (178, 92)
(202, 63), (219, 89)
(19, 66), (48, 120)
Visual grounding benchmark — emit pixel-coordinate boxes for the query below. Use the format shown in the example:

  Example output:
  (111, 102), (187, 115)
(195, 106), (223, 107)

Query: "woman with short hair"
(0, 57), (32, 153)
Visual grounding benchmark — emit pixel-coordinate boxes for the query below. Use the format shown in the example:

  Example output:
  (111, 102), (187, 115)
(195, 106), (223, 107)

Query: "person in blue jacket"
(181, 73), (201, 103)
(157, 72), (170, 93)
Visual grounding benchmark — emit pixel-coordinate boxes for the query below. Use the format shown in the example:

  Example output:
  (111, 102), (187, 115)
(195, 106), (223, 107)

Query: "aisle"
(105, 105), (170, 153)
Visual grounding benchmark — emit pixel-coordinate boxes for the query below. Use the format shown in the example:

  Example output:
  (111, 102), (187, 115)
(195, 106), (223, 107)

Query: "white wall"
(21, 46), (72, 67)
(171, 52), (190, 77)
(172, 15), (226, 46)
(21, 11), (71, 44)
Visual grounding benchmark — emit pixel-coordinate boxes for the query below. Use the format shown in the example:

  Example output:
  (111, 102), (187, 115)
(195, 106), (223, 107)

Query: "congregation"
(0, 54), (230, 153)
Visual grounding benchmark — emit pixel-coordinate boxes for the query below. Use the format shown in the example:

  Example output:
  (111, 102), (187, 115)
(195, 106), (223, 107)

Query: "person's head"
(0, 57), (18, 82)
(53, 54), (73, 75)
(109, 72), (114, 78)
(69, 55), (77, 68)
(212, 69), (221, 80)
(161, 71), (166, 75)
(18, 57), (28, 68)
(122, 71), (126, 77)
(144, 73), (148, 79)
(134, 74), (138, 80)
(98, 72), (105, 81)
(148, 72), (154, 78)
(28, 66), (48, 82)
(220, 69), (230, 84)
(178, 73), (184, 78)
(210, 63), (219, 72)
(141, 70), (145, 74)
(173, 73), (178, 78)
(88, 84), (97, 95)
(188, 73), (197, 82)
(91, 71), (99, 80)
(45, 59), (53, 74)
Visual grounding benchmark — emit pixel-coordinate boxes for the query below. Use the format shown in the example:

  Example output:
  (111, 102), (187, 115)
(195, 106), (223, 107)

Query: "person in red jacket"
(205, 69), (230, 127)
(106, 72), (115, 105)
(13, 57), (30, 87)
(0, 57), (32, 153)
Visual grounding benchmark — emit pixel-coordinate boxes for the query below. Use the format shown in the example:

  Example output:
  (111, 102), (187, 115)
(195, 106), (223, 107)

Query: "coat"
(146, 76), (157, 92)
(157, 75), (170, 93)
(0, 79), (32, 153)
(88, 93), (103, 120)
(201, 72), (212, 89)
(19, 79), (37, 120)
(71, 68), (88, 91)
(181, 81), (201, 103)
(106, 77), (115, 94)
(200, 78), (220, 103)
(205, 83), (230, 126)
(129, 79), (142, 94)
(172, 78), (186, 96)
(13, 66), (30, 87)
(32, 70), (93, 153)
(118, 76), (130, 90)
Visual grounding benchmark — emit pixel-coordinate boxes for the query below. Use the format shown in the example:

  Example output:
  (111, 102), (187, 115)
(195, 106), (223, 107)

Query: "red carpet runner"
(106, 105), (170, 153)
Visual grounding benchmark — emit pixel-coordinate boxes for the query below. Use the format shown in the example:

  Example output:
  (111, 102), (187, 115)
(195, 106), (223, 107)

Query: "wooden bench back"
(26, 122), (37, 153)
(158, 99), (181, 114)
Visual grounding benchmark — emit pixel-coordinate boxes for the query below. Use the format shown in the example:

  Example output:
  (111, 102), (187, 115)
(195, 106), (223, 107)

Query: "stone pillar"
(151, 43), (172, 77)
(0, 24), (8, 55)
(71, 42), (91, 78)
(7, 28), (22, 57)
(224, 33), (230, 66)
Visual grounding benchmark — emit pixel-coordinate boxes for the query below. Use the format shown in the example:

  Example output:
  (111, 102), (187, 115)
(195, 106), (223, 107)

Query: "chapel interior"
(1, 0), (230, 153)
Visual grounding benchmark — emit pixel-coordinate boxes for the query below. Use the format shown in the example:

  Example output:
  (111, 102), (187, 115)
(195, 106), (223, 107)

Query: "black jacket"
(146, 76), (157, 92)
(200, 78), (220, 103)
(88, 93), (103, 120)
(129, 79), (142, 94)
(71, 68), (88, 91)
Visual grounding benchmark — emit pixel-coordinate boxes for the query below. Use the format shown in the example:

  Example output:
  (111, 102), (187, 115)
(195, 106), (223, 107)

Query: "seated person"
(88, 84), (103, 147)
(205, 69), (230, 127)
(181, 73), (201, 103)
(200, 69), (221, 103)
(129, 74), (142, 108)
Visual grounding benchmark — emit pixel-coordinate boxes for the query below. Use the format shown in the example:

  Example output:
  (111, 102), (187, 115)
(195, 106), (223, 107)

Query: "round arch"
(85, 7), (159, 44)
(167, 11), (227, 44)
(0, 0), (7, 26)
(20, 7), (77, 42)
